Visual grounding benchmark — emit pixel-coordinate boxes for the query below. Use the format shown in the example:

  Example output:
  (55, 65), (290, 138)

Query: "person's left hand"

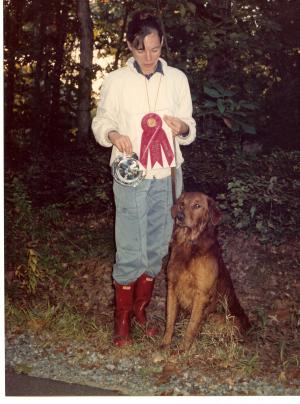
(163, 115), (189, 137)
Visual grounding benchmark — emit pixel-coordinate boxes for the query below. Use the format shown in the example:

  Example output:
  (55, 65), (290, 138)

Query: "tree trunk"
(77, 0), (93, 145)
(4, 0), (22, 150)
(32, 2), (48, 152)
(113, 4), (129, 70)
(48, 0), (69, 145)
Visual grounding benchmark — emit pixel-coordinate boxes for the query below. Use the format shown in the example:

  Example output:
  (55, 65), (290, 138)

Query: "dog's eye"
(193, 203), (202, 209)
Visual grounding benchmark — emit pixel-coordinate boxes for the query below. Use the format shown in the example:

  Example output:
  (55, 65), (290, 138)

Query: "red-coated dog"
(161, 192), (251, 351)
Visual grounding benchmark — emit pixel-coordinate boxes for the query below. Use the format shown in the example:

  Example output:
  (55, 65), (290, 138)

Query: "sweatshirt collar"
(133, 60), (164, 80)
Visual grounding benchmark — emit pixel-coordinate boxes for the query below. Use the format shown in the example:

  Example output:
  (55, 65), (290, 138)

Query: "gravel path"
(5, 331), (300, 396)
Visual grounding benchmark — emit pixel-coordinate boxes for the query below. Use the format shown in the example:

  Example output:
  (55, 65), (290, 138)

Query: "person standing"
(92, 11), (196, 346)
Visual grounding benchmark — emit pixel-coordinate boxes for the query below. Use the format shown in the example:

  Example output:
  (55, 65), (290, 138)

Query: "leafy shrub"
(5, 173), (33, 234)
(5, 173), (33, 267)
(199, 81), (258, 135)
(5, 174), (62, 292)
(217, 150), (300, 243)
(14, 248), (44, 295)
(183, 134), (300, 244)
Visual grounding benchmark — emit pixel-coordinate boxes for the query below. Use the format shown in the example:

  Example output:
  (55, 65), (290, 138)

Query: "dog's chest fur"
(167, 241), (219, 311)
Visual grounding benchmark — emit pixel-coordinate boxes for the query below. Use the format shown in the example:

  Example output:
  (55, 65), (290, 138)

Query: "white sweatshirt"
(92, 57), (196, 179)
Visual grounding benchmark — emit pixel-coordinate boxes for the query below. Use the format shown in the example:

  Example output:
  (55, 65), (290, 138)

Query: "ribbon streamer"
(140, 113), (174, 169)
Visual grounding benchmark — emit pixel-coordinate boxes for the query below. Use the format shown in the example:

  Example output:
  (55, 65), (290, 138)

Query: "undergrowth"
(5, 138), (300, 383)
(183, 133), (300, 244)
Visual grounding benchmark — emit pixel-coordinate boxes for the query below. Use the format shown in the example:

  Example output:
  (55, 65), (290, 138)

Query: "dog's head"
(172, 192), (221, 236)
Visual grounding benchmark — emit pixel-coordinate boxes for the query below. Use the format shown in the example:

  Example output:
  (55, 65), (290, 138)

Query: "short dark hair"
(126, 11), (163, 49)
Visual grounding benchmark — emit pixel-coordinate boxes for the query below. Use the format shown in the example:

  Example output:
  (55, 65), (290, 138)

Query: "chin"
(143, 64), (155, 70)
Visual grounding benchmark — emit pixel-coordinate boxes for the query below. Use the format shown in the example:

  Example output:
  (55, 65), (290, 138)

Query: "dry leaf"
(156, 363), (181, 385)
(278, 371), (286, 382)
(286, 368), (300, 381)
(152, 351), (165, 363)
(27, 318), (47, 332)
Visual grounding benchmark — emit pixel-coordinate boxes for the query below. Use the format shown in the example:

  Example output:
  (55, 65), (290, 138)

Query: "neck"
(142, 65), (157, 75)
(134, 60), (159, 76)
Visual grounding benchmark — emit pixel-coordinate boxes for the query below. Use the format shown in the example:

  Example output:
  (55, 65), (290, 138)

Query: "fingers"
(108, 132), (133, 155)
(115, 135), (133, 155)
(163, 115), (177, 135)
(163, 115), (188, 137)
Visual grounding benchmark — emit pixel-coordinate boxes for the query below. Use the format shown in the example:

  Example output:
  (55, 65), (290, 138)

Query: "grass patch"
(6, 299), (111, 347)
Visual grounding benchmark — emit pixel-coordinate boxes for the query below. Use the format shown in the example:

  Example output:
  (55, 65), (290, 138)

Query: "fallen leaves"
(27, 318), (49, 332)
(152, 351), (165, 364)
(279, 368), (300, 386)
(156, 363), (182, 385)
(5, 212), (300, 395)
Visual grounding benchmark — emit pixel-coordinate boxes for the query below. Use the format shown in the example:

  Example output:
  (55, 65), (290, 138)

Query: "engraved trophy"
(112, 152), (146, 187)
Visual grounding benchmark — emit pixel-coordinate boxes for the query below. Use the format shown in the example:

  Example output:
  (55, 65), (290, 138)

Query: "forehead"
(136, 32), (161, 50)
(181, 192), (208, 205)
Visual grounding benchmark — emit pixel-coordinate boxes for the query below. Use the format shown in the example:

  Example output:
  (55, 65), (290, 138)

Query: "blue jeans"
(112, 168), (183, 285)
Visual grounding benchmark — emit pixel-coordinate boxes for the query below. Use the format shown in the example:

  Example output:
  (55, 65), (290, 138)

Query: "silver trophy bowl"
(112, 153), (146, 187)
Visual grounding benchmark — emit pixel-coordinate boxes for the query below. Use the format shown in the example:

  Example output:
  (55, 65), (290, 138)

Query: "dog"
(161, 192), (251, 351)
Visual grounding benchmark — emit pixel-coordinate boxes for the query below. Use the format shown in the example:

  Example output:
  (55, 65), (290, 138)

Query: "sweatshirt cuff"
(178, 127), (190, 139)
(105, 129), (119, 145)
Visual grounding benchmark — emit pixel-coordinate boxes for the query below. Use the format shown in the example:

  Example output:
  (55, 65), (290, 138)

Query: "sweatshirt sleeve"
(175, 73), (196, 146)
(91, 74), (120, 148)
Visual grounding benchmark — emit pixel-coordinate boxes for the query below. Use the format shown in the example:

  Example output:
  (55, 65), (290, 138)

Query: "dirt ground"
(54, 218), (300, 384)
(5, 215), (300, 395)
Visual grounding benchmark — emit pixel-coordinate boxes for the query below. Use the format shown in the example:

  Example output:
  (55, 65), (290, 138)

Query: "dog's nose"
(176, 211), (185, 222)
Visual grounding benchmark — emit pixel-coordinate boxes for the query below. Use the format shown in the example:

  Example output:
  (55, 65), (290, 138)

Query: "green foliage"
(237, 353), (261, 377)
(5, 146), (115, 301)
(4, 0), (300, 150)
(5, 174), (33, 269)
(183, 133), (300, 243)
(5, 174), (51, 293)
(14, 248), (44, 295)
(200, 81), (258, 135)
(219, 152), (300, 243)
(4, 1), (300, 308)
(5, 174), (33, 233)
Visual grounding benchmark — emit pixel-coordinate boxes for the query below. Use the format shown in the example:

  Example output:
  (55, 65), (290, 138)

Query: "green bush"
(183, 134), (300, 243)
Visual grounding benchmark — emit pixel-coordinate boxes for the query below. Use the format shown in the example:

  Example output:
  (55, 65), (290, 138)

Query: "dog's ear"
(208, 198), (221, 226)
(171, 203), (178, 219)
(171, 192), (184, 218)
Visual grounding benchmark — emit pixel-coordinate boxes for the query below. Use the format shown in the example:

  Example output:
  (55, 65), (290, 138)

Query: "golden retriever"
(161, 192), (251, 351)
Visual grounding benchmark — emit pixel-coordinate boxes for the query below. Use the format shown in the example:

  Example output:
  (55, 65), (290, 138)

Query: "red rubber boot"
(114, 281), (135, 347)
(133, 274), (159, 337)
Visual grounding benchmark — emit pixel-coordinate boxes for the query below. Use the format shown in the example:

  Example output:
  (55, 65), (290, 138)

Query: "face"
(173, 193), (210, 230)
(173, 191), (220, 224)
(128, 31), (163, 74)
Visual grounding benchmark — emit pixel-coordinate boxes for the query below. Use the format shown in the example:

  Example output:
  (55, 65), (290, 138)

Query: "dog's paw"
(178, 339), (193, 352)
(159, 337), (172, 350)
(159, 343), (170, 350)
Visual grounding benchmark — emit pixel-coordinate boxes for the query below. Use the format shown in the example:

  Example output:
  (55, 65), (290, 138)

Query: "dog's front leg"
(180, 294), (209, 351)
(161, 284), (178, 348)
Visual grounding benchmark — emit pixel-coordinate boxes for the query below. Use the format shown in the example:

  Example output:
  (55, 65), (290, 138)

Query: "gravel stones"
(5, 331), (300, 396)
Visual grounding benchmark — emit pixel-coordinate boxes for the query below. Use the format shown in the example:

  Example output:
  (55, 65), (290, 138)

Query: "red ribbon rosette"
(139, 113), (174, 169)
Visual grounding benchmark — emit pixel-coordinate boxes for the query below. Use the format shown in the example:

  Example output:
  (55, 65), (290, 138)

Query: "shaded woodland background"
(4, 0), (300, 293)
(4, 3), (300, 391)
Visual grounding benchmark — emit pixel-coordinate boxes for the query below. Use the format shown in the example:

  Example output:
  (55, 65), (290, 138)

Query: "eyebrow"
(137, 46), (161, 51)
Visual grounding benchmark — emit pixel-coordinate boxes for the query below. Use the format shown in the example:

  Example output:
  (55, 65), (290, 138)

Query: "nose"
(145, 51), (152, 62)
(176, 211), (185, 223)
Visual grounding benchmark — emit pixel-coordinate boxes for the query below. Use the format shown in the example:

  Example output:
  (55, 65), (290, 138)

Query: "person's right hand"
(108, 131), (133, 155)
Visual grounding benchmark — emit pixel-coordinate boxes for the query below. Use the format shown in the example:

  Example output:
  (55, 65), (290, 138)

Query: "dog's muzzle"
(176, 211), (189, 228)
(176, 211), (185, 222)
